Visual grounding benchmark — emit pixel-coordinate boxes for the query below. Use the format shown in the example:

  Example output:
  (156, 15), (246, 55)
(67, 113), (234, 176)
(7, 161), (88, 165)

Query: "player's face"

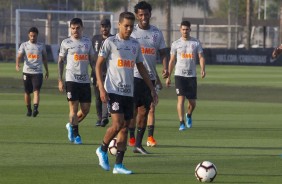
(136, 9), (151, 29)
(100, 25), (110, 37)
(70, 24), (83, 39)
(180, 25), (191, 39)
(118, 18), (134, 40)
(28, 32), (38, 43)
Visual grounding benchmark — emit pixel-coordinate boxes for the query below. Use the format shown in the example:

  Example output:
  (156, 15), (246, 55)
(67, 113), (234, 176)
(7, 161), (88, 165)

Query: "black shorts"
(23, 73), (43, 94)
(108, 93), (133, 120)
(175, 76), (197, 99)
(133, 77), (155, 110)
(65, 82), (91, 103)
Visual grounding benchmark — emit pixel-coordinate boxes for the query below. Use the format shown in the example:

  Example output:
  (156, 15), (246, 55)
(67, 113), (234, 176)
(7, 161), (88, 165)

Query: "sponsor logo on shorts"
(111, 102), (119, 111)
(67, 92), (72, 99)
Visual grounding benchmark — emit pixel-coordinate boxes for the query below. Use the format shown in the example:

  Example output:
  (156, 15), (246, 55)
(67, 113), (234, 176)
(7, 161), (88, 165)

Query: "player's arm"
(272, 45), (282, 59)
(136, 62), (158, 106)
(159, 48), (169, 78)
(16, 52), (23, 72)
(89, 54), (95, 72)
(42, 49), (49, 79)
(198, 52), (206, 78)
(57, 56), (65, 92)
(95, 56), (108, 103)
(166, 54), (176, 87)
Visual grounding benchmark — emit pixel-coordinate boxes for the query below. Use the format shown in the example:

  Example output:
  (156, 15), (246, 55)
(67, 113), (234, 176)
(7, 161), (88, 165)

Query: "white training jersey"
(18, 41), (47, 74)
(170, 37), (203, 78)
(131, 24), (166, 80)
(99, 34), (143, 97)
(59, 36), (94, 83)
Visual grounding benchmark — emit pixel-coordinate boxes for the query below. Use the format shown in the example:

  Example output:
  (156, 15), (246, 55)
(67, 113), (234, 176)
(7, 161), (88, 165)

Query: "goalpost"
(15, 9), (114, 61)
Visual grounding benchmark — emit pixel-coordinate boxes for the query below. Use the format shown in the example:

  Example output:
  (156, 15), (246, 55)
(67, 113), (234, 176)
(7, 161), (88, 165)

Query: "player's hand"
(166, 78), (171, 87)
(99, 88), (109, 103)
(58, 80), (64, 92)
(201, 70), (206, 78)
(162, 69), (169, 79)
(16, 64), (20, 72)
(151, 89), (158, 106)
(272, 45), (282, 58)
(45, 71), (49, 79)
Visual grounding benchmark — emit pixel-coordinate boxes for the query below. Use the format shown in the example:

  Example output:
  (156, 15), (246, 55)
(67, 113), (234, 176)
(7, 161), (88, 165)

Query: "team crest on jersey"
(112, 102), (119, 111)
(67, 92), (72, 99)
(132, 46), (136, 55)
(152, 34), (158, 43)
(84, 44), (89, 50)
(191, 43), (196, 50)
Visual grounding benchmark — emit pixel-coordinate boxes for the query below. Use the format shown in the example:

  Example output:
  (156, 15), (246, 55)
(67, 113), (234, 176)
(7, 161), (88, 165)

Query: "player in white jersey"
(58, 18), (95, 144)
(95, 12), (157, 174)
(16, 27), (49, 117)
(166, 20), (206, 131)
(128, 1), (168, 154)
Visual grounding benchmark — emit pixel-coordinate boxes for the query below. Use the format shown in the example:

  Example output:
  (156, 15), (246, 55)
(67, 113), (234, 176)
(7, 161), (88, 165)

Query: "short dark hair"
(29, 27), (38, 34)
(181, 21), (191, 28)
(134, 1), (152, 14)
(70, 18), (83, 27)
(119, 12), (135, 23)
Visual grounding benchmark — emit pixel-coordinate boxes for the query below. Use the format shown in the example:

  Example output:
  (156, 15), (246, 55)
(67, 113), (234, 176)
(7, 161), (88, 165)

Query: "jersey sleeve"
(158, 31), (167, 50)
(59, 41), (67, 58)
(18, 43), (25, 54)
(98, 38), (110, 59)
(170, 42), (177, 55)
(197, 40), (204, 54)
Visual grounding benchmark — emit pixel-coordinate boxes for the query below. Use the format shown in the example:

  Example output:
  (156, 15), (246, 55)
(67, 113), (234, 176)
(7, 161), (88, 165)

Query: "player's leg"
(177, 95), (186, 131)
(23, 73), (32, 116)
(68, 100), (80, 143)
(93, 84), (102, 126)
(146, 103), (157, 147)
(77, 102), (90, 123)
(31, 74), (43, 117)
(113, 95), (133, 174)
(100, 101), (109, 127)
(133, 105), (150, 154)
(185, 77), (197, 128)
(127, 109), (136, 147)
(77, 83), (91, 123)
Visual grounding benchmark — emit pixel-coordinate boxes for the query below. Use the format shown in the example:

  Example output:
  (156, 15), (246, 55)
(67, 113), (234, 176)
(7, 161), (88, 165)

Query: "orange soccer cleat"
(128, 137), (136, 147)
(146, 136), (157, 147)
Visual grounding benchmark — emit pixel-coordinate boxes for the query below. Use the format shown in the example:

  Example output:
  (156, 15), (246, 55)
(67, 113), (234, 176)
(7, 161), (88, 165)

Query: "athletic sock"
(27, 105), (32, 112)
(72, 125), (79, 137)
(187, 114), (191, 118)
(135, 127), (145, 147)
(115, 150), (125, 164)
(129, 128), (135, 138)
(33, 104), (38, 111)
(180, 120), (185, 125)
(101, 141), (109, 152)
(147, 125), (154, 137)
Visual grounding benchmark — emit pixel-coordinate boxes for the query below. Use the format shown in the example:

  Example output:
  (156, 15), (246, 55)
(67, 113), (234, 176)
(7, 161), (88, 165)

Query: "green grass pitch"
(0, 62), (282, 184)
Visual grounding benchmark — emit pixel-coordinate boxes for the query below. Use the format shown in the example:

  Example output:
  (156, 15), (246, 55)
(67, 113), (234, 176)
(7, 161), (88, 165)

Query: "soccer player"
(91, 19), (113, 127)
(58, 18), (95, 144)
(16, 27), (49, 117)
(128, 1), (168, 153)
(166, 20), (206, 131)
(95, 11), (157, 174)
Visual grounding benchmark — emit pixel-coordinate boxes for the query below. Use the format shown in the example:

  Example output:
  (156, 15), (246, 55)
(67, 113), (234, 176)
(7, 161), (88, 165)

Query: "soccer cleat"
(179, 124), (186, 131)
(101, 118), (109, 127)
(133, 146), (149, 154)
(66, 123), (74, 142)
(32, 110), (39, 117)
(96, 146), (110, 171)
(74, 135), (82, 144)
(128, 137), (136, 147)
(26, 111), (32, 117)
(186, 113), (192, 128)
(96, 120), (101, 126)
(113, 164), (133, 174)
(146, 136), (157, 147)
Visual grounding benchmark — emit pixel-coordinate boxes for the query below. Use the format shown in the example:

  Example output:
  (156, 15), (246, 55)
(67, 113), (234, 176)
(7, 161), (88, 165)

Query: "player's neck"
(138, 24), (150, 30)
(182, 35), (191, 41)
(118, 33), (130, 40)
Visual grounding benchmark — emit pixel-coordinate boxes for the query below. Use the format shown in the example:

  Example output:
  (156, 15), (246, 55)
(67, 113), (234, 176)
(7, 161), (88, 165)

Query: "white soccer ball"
(108, 137), (117, 156)
(195, 161), (217, 182)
